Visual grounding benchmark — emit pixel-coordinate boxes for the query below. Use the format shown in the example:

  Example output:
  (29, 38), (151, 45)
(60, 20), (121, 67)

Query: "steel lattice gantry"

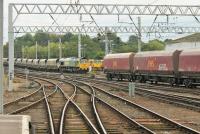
(11, 4), (200, 16)
(13, 26), (200, 33)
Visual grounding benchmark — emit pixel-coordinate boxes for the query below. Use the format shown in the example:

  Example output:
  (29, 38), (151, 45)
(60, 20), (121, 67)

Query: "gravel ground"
(4, 77), (39, 103)
(97, 84), (200, 132)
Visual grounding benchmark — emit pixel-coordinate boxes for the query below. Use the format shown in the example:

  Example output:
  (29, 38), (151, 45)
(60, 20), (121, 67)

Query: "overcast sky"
(3, 0), (200, 43)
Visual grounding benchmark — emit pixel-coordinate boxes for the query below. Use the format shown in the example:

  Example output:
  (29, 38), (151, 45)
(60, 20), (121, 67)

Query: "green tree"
(61, 32), (73, 43)
(128, 35), (138, 44)
(142, 39), (165, 51)
(34, 31), (49, 46)
(11, 31), (167, 59)
(14, 34), (35, 57)
(3, 43), (8, 58)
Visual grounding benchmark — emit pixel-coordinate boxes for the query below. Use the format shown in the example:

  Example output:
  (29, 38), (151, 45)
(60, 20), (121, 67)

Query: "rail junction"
(2, 69), (199, 133)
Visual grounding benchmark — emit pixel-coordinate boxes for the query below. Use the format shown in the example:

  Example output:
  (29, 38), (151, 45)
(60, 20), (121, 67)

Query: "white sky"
(3, 0), (200, 43)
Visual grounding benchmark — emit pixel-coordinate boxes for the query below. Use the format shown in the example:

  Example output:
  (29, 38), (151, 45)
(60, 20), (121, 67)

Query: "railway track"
(104, 79), (200, 96)
(17, 72), (200, 112)
(50, 79), (101, 134)
(68, 79), (154, 134)
(3, 81), (42, 113)
(64, 102), (95, 133)
(6, 74), (100, 133)
(18, 73), (154, 133)
(11, 72), (200, 133)
(65, 73), (200, 95)
(66, 78), (200, 134)
(76, 77), (200, 111)
(73, 85), (103, 132)
(5, 77), (56, 133)
(3, 76), (56, 113)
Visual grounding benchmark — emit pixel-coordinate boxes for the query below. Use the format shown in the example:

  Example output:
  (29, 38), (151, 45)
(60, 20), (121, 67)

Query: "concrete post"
(0, 0), (4, 113)
(129, 82), (135, 97)
(8, 4), (14, 91)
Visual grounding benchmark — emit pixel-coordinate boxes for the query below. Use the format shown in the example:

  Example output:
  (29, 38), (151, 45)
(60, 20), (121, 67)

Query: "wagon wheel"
(117, 75), (121, 81)
(150, 80), (153, 84)
(106, 74), (112, 80)
(169, 78), (176, 86)
(127, 75), (132, 82)
(154, 80), (158, 84)
(120, 74), (123, 81)
(131, 76), (136, 82)
(136, 76), (144, 83)
(183, 79), (193, 88)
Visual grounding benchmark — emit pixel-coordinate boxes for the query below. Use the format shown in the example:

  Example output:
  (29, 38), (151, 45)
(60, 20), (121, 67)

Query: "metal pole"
(36, 41), (38, 60)
(105, 28), (109, 55)
(137, 17), (142, 52)
(59, 38), (62, 59)
(8, 4), (14, 91)
(0, 0), (4, 114)
(78, 33), (81, 58)
(48, 40), (50, 59)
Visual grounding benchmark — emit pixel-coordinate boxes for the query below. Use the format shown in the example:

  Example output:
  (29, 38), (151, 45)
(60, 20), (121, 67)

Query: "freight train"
(103, 49), (200, 88)
(3, 58), (103, 73)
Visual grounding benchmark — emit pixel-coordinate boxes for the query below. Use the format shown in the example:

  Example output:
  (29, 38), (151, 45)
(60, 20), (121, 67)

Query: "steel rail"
(26, 72), (200, 132)
(95, 96), (155, 134)
(105, 82), (200, 111)
(70, 100), (100, 134)
(31, 76), (101, 134)
(79, 75), (200, 94)
(61, 77), (107, 134)
(93, 78), (200, 103)
(135, 83), (200, 95)
(8, 85), (57, 114)
(50, 79), (101, 134)
(81, 78), (200, 111)
(3, 81), (42, 107)
(42, 86), (56, 134)
(92, 85), (200, 134)
(71, 80), (155, 134)
(15, 73), (199, 133)
(58, 100), (70, 134)
(74, 81), (107, 134)
(6, 76), (57, 134)
(37, 75), (104, 134)
(6, 74), (58, 114)
(57, 82), (76, 134)
(70, 75), (200, 134)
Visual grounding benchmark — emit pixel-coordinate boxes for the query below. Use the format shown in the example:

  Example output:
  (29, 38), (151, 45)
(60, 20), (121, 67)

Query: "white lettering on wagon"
(159, 64), (168, 70)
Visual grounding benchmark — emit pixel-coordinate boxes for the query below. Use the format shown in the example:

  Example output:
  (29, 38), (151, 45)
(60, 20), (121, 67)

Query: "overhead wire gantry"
(11, 4), (200, 16)
(13, 25), (200, 33)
